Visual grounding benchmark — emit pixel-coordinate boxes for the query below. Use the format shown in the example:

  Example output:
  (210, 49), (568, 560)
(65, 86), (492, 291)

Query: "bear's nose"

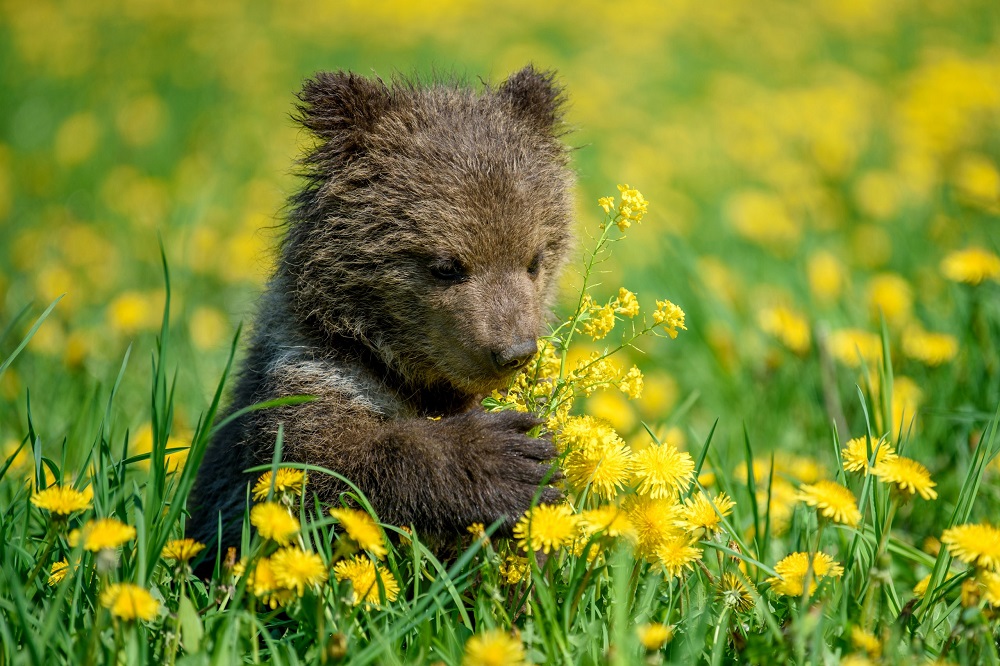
(491, 339), (538, 374)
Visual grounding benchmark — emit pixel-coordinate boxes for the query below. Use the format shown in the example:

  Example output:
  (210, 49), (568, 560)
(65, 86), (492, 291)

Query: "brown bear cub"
(188, 66), (573, 555)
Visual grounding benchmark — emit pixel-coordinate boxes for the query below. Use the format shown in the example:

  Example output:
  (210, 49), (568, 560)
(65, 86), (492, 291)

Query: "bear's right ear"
(295, 71), (391, 150)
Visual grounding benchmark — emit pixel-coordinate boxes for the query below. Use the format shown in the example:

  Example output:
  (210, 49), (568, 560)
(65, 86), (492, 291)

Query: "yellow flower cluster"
(249, 547), (328, 608)
(599, 184), (649, 232)
(652, 300), (687, 339)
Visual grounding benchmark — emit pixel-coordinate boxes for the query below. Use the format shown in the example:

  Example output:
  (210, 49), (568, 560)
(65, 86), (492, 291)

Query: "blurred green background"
(1, 0), (999, 481)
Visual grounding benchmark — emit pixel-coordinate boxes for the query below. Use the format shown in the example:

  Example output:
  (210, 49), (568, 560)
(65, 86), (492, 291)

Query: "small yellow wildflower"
(841, 437), (896, 474)
(162, 538), (205, 562)
(902, 327), (958, 366)
(872, 457), (937, 500)
(48, 560), (70, 586)
(597, 196), (615, 214)
(654, 536), (701, 579)
(865, 273), (913, 326)
(269, 546), (328, 595)
(941, 247), (1000, 285)
(582, 301), (616, 340)
(333, 555), (400, 607)
(631, 443), (695, 499)
(30, 485), (93, 516)
(676, 491), (735, 538)
(70, 518), (136, 552)
(767, 552), (844, 596)
(652, 300), (687, 339)
(614, 287), (640, 317)
(850, 626), (882, 658)
(100, 583), (160, 622)
(941, 523), (1000, 570)
(513, 504), (579, 554)
(462, 629), (526, 666)
(250, 502), (300, 545)
(796, 480), (862, 528)
(618, 365), (644, 399)
(636, 622), (674, 651)
(827, 329), (882, 367)
(758, 305), (811, 354)
(330, 507), (388, 559)
(467, 523), (487, 540)
(499, 555), (530, 585)
(252, 468), (307, 501)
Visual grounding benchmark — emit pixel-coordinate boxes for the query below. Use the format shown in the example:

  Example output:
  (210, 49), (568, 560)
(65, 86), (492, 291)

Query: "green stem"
(861, 496), (899, 623)
(25, 523), (59, 589)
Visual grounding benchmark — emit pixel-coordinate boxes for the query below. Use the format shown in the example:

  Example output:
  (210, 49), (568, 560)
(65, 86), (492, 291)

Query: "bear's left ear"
(497, 65), (566, 133)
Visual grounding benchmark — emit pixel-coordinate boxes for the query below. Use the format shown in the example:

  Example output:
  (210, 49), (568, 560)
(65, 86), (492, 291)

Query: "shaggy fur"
(188, 66), (574, 554)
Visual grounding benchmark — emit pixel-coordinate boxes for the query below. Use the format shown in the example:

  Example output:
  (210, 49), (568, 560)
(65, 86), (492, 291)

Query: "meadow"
(1, 1), (1000, 664)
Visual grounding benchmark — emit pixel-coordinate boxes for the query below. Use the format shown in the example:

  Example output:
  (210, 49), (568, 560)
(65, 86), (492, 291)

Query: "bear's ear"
(497, 65), (565, 133)
(295, 71), (391, 147)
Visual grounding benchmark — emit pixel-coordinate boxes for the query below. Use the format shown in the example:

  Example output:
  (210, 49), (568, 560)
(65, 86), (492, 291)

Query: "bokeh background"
(2, 0), (999, 484)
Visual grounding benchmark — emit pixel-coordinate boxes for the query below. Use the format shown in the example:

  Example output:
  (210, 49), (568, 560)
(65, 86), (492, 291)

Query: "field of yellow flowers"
(2, 1), (999, 664)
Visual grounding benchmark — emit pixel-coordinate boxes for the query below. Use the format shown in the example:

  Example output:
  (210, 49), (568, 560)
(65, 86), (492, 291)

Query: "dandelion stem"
(25, 523), (59, 589)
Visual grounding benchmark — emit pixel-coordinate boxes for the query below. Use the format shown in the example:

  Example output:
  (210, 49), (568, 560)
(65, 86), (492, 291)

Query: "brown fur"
(188, 66), (574, 555)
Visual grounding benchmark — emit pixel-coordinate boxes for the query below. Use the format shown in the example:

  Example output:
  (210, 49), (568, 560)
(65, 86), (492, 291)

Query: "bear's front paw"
(454, 410), (563, 533)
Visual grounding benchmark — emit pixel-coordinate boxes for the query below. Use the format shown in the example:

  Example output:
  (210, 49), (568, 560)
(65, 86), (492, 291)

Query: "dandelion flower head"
(250, 502), (300, 545)
(941, 523), (1000, 571)
(162, 538), (205, 562)
(872, 456), (938, 500)
(796, 480), (862, 527)
(269, 546), (328, 595)
(841, 437), (896, 474)
(70, 518), (136, 552)
(100, 583), (160, 622)
(940, 247), (1000, 285)
(462, 629), (526, 666)
(513, 504), (579, 555)
(333, 555), (400, 607)
(31, 484), (93, 516)
(330, 507), (388, 558)
(767, 552), (844, 596)
(636, 623), (674, 651)
(252, 468), (307, 501)
(632, 443), (695, 499)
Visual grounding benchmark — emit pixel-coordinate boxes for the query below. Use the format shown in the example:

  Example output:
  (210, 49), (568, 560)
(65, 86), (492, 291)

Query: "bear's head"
(281, 66), (574, 395)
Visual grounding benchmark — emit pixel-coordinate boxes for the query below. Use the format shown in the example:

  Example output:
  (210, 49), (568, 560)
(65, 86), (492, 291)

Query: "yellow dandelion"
(636, 622), (674, 651)
(554, 415), (620, 454)
(872, 457), (937, 500)
(161, 538), (205, 562)
(655, 536), (701, 579)
(499, 555), (530, 585)
(632, 443), (695, 499)
(767, 552), (844, 596)
(250, 502), (300, 545)
(252, 468), (307, 501)
(758, 305), (811, 354)
(70, 518), (136, 552)
(865, 273), (913, 326)
(100, 583), (160, 622)
(841, 437), (896, 474)
(902, 328), (959, 367)
(941, 247), (1000, 285)
(330, 507), (388, 559)
(850, 626), (882, 658)
(564, 437), (633, 500)
(333, 555), (400, 607)
(981, 570), (1000, 607)
(676, 491), (735, 538)
(462, 629), (526, 666)
(624, 495), (684, 560)
(796, 480), (862, 528)
(513, 504), (579, 554)
(615, 287), (640, 317)
(48, 560), (70, 586)
(578, 505), (636, 540)
(248, 557), (294, 609)
(941, 523), (1000, 571)
(652, 300), (686, 339)
(828, 329), (882, 367)
(718, 572), (754, 613)
(30, 485), (93, 516)
(269, 546), (328, 595)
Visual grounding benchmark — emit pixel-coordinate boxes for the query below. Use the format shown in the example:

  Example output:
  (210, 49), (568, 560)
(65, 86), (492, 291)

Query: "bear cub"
(189, 66), (573, 552)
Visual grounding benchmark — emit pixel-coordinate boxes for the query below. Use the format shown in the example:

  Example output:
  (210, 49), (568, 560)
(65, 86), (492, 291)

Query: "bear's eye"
(429, 258), (468, 284)
(527, 251), (543, 278)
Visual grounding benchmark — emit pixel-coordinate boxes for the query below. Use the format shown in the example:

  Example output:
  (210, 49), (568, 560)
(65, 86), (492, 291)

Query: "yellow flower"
(902, 328), (958, 366)
(872, 457), (937, 500)
(71, 518), (136, 552)
(269, 546), (328, 595)
(841, 437), (896, 474)
(758, 305), (811, 354)
(941, 247), (1000, 285)
(467, 523), (487, 540)
(161, 538), (205, 562)
(499, 555), (530, 585)
(333, 555), (400, 607)
(850, 626), (882, 658)
(581, 298), (616, 340)
(652, 300), (686, 339)
(252, 468), (307, 501)
(981, 570), (1000, 607)
(796, 480), (862, 528)
(654, 536), (701, 579)
(564, 434), (633, 501)
(30, 485), (93, 516)
(462, 629), (526, 666)
(513, 504), (579, 554)
(767, 552), (844, 596)
(248, 557), (294, 609)
(827, 328), (882, 367)
(578, 505), (636, 540)
(676, 491), (735, 537)
(624, 495), (684, 560)
(330, 507), (388, 559)
(636, 622), (674, 651)
(250, 502), (300, 545)
(631, 443), (695, 499)
(597, 196), (615, 214)
(941, 523), (1000, 571)
(614, 288), (640, 317)
(618, 365), (644, 399)
(100, 583), (160, 622)
(718, 573), (754, 613)
(615, 184), (649, 230)
(865, 273), (913, 326)
(48, 560), (70, 586)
